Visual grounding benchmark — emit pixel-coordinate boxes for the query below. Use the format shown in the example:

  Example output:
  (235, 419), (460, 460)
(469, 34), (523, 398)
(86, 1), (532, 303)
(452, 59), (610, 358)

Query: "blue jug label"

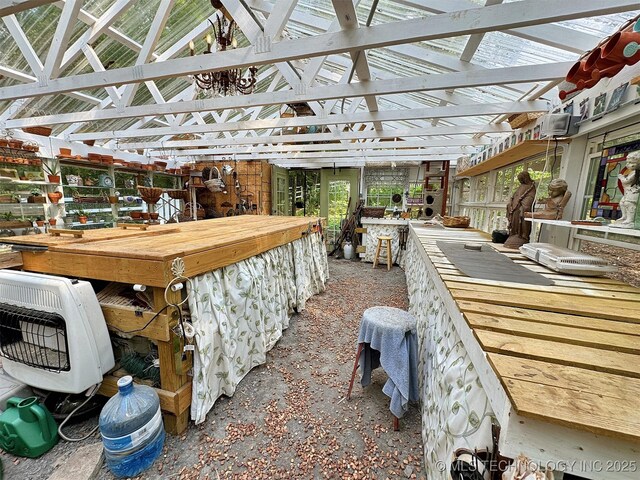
(102, 406), (162, 452)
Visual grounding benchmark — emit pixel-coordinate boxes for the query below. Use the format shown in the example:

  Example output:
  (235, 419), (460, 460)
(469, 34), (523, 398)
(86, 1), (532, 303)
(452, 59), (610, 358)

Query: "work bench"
(4, 215), (322, 434)
(405, 223), (640, 479)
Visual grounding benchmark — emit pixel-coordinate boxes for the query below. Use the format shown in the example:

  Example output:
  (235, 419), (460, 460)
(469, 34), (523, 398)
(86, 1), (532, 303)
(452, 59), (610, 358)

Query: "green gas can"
(0, 396), (58, 458)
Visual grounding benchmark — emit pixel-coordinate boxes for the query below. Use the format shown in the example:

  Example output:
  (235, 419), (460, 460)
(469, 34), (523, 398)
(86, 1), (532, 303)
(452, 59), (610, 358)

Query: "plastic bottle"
(343, 241), (354, 260)
(99, 376), (165, 478)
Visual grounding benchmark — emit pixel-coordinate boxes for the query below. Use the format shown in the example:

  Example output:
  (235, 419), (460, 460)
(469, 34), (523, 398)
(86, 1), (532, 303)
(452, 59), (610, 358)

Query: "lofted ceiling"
(0, 0), (638, 168)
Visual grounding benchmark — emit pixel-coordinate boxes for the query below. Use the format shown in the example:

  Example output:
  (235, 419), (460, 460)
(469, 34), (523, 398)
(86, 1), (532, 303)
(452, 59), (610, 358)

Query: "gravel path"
(2, 258), (425, 480)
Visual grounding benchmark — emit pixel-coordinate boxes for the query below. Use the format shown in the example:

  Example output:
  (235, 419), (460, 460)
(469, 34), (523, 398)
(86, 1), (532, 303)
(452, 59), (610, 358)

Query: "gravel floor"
(1, 257), (425, 480)
(579, 240), (640, 287)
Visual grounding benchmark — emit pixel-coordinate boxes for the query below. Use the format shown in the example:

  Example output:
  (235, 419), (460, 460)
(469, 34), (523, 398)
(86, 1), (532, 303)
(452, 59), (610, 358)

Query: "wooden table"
(5, 216), (320, 434)
(409, 224), (640, 479)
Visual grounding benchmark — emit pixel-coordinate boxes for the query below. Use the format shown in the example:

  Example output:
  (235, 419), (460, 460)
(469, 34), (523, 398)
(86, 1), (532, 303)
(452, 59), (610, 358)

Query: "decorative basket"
(184, 202), (205, 220)
(166, 189), (188, 200)
(137, 186), (163, 204)
(203, 166), (225, 193)
(442, 216), (471, 228)
(507, 112), (544, 129)
(361, 207), (386, 218)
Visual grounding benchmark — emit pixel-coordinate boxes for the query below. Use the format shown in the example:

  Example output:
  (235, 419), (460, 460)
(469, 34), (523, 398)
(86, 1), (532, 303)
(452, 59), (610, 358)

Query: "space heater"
(0, 270), (114, 394)
(539, 113), (579, 138)
(520, 243), (618, 276)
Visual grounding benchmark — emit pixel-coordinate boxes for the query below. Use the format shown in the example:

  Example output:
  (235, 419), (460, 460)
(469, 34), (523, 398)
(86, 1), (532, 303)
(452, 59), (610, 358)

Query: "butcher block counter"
(2, 215), (323, 434)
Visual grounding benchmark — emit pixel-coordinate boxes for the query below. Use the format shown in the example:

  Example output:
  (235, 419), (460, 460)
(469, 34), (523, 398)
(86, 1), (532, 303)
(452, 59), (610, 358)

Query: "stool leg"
(372, 239), (381, 269)
(386, 239), (392, 270)
(347, 343), (364, 400)
(393, 415), (399, 431)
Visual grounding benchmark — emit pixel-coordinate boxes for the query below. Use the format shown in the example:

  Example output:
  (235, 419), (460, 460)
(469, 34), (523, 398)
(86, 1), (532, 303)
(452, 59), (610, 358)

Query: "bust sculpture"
(504, 171), (536, 249)
(525, 178), (572, 221)
(611, 150), (640, 229)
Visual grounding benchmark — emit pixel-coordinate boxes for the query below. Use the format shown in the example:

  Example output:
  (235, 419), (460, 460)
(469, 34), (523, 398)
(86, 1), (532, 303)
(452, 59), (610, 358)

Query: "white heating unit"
(0, 271), (114, 394)
(520, 243), (618, 276)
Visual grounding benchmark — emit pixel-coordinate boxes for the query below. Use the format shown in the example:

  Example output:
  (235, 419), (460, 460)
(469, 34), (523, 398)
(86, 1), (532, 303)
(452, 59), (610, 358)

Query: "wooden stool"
(373, 236), (393, 270)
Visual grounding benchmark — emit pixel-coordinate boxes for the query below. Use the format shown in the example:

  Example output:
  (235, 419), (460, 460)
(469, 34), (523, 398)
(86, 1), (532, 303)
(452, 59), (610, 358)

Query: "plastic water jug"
(99, 376), (165, 478)
(343, 241), (354, 260)
(0, 396), (58, 457)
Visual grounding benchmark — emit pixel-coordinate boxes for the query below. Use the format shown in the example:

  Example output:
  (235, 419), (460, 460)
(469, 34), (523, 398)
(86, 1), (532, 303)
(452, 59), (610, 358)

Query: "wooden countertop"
(5, 216), (320, 287)
(412, 224), (640, 444)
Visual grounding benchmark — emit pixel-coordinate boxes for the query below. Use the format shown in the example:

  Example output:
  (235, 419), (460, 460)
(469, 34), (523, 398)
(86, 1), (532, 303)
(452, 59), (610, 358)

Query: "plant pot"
(78, 216), (88, 224)
(108, 195), (119, 204)
(0, 139), (8, 148)
(8, 140), (23, 149)
(47, 174), (61, 184)
(130, 211), (142, 219)
(141, 212), (150, 220)
(22, 126), (52, 137)
(59, 148), (72, 156)
(47, 192), (62, 204)
(48, 219), (57, 226)
(0, 195), (16, 204)
(83, 140), (96, 146)
(27, 196), (46, 204)
(149, 212), (159, 220)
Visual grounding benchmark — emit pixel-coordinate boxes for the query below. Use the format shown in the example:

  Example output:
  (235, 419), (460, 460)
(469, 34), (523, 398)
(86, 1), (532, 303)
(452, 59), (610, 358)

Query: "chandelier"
(189, 16), (258, 96)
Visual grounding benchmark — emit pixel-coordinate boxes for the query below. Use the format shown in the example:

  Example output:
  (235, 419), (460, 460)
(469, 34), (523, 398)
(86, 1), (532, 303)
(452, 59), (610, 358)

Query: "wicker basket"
(442, 216), (471, 228)
(137, 186), (163, 204)
(507, 112), (543, 129)
(166, 189), (188, 200)
(361, 207), (386, 218)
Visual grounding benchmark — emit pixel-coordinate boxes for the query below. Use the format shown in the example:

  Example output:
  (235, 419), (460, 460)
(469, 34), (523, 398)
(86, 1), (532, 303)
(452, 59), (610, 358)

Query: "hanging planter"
(47, 192), (62, 204)
(22, 126), (52, 137)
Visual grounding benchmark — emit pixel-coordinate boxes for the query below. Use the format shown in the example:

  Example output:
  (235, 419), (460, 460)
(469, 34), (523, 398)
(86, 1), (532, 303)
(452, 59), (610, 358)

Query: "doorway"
(320, 168), (360, 249)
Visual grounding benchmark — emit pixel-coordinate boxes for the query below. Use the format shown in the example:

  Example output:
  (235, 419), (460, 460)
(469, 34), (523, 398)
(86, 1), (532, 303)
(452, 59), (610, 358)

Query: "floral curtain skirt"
(405, 233), (495, 478)
(187, 232), (328, 424)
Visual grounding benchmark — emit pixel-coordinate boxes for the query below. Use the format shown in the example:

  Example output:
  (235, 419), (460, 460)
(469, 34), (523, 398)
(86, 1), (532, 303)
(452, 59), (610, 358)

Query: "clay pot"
(83, 140), (96, 146)
(47, 174), (61, 184)
(149, 212), (159, 220)
(602, 30), (640, 64)
(108, 195), (119, 204)
(131, 211), (142, 219)
(0, 139), (8, 148)
(141, 212), (150, 220)
(8, 140), (23, 149)
(59, 147), (72, 156)
(78, 216), (88, 224)
(47, 192), (62, 204)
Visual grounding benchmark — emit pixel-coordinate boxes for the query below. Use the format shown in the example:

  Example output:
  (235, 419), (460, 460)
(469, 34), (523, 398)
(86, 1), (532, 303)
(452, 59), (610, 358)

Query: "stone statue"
(611, 150), (640, 229)
(504, 171), (536, 249)
(525, 178), (572, 221)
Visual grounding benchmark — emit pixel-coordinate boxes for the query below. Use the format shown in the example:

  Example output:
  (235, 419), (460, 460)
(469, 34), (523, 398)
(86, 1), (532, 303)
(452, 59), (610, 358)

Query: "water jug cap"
(117, 375), (133, 389)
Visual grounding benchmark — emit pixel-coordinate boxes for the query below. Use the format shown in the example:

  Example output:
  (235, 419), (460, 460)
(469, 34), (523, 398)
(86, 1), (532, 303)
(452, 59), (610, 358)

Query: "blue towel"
(357, 306), (419, 418)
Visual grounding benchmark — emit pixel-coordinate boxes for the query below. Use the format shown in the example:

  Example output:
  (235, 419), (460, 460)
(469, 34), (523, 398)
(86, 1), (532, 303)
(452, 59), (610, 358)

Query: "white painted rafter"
(69, 100), (545, 140)
(43, 0), (82, 79)
(2, 0), (633, 102)
(0, 0), (57, 16)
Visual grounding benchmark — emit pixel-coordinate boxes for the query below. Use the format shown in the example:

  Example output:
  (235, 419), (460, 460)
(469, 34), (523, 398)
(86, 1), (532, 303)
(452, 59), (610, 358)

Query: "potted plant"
(0, 189), (14, 203)
(77, 210), (88, 224)
(35, 216), (44, 227)
(43, 159), (60, 183)
(27, 188), (46, 203)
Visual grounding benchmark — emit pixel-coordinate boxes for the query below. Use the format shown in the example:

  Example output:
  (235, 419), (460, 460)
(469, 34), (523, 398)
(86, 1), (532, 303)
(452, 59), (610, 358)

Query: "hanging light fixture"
(189, 16), (258, 96)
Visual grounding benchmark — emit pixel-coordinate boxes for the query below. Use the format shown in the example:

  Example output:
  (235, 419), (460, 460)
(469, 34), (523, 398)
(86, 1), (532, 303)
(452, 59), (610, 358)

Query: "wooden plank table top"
(412, 223), (640, 444)
(4, 216), (320, 286)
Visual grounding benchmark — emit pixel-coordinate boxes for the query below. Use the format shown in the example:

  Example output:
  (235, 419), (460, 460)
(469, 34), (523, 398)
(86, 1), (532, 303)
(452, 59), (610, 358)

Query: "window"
(364, 168), (408, 208)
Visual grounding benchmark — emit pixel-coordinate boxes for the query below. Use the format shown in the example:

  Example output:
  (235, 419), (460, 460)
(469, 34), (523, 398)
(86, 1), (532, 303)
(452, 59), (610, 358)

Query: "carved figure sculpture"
(525, 178), (572, 221)
(504, 171), (536, 249)
(611, 151), (640, 229)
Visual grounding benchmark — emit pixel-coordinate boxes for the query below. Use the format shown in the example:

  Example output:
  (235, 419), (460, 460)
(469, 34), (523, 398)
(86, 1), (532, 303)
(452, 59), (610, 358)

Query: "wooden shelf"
(456, 140), (568, 177)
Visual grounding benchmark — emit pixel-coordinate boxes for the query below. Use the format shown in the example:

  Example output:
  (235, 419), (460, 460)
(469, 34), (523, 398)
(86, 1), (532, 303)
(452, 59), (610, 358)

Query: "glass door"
(327, 180), (351, 249)
(272, 166), (289, 215)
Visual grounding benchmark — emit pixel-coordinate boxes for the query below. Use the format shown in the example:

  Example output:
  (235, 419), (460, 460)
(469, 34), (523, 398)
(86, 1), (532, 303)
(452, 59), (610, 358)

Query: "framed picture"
(607, 83), (628, 112)
(510, 134), (517, 146)
(579, 97), (590, 121)
(518, 132), (524, 143)
(525, 130), (532, 140)
(593, 92), (607, 116)
(533, 125), (540, 139)
(498, 142), (504, 153)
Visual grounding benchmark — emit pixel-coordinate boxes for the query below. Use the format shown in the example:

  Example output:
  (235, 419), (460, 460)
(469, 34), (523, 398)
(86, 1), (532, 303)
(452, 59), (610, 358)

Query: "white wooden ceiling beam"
(6, 62), (566, 129)
(120, 124), (508, 149)
(269, 155), (459, 164)
(119, 0), (176, 107)
(162, 140), (485, 155)
(331, 0), (381, 130)
(393, 0), (604, 53)
(69, 100), (543, 140)
(0, 0), (57, 16)
(2, 0), (632, 102)
(82, 45), (122, 106)
(43, 0), (82, 79)
(179, 148), (470, 159)
(2, 15), (44, 74)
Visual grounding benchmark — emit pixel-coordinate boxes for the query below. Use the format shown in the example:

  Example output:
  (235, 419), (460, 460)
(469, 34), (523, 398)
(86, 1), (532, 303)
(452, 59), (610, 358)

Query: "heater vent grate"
(0, 283), (62, 311)
(0, 303), (69, 372)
